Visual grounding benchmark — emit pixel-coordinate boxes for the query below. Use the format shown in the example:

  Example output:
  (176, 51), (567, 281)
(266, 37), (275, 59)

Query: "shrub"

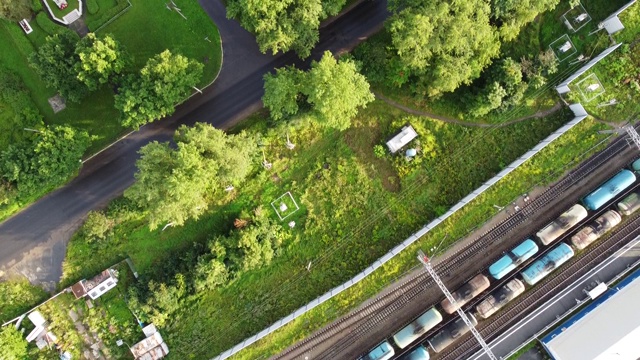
(82, 211), (115, 241)
(373, 144), (386, 158)
(86, 0), (99, 15)
(32, 0), (43, 13)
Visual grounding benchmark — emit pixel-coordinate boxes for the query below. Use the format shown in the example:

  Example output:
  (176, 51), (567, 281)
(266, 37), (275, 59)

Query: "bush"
(32, 0), (43, 13)
(373, 144), (386, 158)
(82, 211), (115, 241)
(86, 0), (100, 15)
(86, 0), (130, 31)
(36, 11), (63, 35)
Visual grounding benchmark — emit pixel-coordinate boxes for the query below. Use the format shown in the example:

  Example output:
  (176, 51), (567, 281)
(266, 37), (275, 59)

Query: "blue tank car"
(359, 341), (394, 360)
(489, 239), (539, 279)
(400, 346), (430, 360)
(632, 158), (640, 172)
(521, 243), (574, 286)
(583, 169), (636, 210)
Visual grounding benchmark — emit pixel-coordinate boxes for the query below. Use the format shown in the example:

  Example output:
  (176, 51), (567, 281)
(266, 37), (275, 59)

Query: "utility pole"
(417, 250), (498, 360)
(599, 123), (640, 151)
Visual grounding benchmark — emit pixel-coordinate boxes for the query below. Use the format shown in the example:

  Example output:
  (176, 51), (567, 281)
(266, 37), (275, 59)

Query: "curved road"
(0, 0), (389, 289)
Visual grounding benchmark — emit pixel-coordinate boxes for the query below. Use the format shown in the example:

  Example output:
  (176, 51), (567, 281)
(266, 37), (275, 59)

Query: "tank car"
(583, 169), (636, 211)
(521, 243), (574, 286)
(488, 239), (539, 279)
(393, 307), (442, 349)
(536, 204), (588, 245)
(359, 341), (394, 360)
(428, 313), (478, 353)
(632, 158), (640, 172)
(571, 210), (621, 250)
(400, 345), (430, 360)
(617, 192), (640, 216)
(441, 274), (490, 314)
(475, 279), (525, 319)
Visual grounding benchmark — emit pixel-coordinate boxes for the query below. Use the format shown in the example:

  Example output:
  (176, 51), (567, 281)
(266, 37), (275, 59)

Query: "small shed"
(386, 125), (418, 153)
(131, 329), (170, 360)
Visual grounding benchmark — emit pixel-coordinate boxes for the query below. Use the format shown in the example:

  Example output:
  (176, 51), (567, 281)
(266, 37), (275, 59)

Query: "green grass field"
(60, 94), (612, 359)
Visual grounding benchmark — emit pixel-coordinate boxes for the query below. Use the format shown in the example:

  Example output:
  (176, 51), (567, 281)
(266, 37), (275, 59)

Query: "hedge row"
(86, 0), (129, 31)
(87, 0), (100, 15)
(36, 11), (60, 35)
(31, 0), (43, 13)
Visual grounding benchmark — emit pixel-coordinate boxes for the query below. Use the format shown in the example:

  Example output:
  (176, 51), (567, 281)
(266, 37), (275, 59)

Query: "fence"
(211, 104), (590, 360)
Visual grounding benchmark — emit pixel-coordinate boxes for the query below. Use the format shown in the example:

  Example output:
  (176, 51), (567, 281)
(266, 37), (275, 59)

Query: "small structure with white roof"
(386, 125), (418, 154)
(71, 268), (118, 300)
(131, 324), (169, 360)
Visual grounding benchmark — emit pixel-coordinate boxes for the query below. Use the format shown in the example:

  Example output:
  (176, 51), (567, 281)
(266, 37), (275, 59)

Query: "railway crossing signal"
(417, 250), (499, 360)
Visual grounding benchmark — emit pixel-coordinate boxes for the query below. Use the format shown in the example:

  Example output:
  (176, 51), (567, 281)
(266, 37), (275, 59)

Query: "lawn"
(44, 0), (80, 20)
(60, 94), (611, 359)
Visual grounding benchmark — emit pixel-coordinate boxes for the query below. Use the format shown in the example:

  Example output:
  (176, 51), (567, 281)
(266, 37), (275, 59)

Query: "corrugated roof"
(542, 268), (640, 360)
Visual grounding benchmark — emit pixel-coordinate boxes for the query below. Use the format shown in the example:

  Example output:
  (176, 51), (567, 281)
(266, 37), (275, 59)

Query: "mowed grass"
(61, 96), (610, 359)
(101, 0), (222, 87)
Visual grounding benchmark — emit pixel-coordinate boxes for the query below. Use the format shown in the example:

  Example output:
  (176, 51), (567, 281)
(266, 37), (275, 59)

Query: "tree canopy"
(75, 33), (128, 90)
(0, 125), (90, 194)
(0, 0), (32, 21)
(0, 326), (28, 360)
(388, 0), (500, 97)
(114, 50), (203, 129)
(491, 0), (559, 40)
(125, 123), (257, 229)
(226, 0), (346, 58)
(29, 31), (87, 103)
(263, 51), (374, 130)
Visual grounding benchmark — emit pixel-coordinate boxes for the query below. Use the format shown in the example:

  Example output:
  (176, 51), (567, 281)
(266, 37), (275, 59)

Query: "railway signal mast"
(599, 124), (640, 151)
(417, 251), (498, 360)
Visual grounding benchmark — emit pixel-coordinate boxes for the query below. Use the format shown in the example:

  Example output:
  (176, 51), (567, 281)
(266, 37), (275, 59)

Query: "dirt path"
(374, 91), (564, 128)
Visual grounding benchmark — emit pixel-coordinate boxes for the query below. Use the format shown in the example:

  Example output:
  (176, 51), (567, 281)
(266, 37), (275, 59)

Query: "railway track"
(274, 127), (638, 360)
(437, 210), (640, 360)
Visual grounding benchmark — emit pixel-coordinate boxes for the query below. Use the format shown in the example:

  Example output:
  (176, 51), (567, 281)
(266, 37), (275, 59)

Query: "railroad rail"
(437, 209), (640, 360)
(274, 127), (638, 360)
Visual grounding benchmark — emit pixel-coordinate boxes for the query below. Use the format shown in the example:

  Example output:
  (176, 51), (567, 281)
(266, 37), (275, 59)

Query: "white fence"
(211, 104), (590, 360)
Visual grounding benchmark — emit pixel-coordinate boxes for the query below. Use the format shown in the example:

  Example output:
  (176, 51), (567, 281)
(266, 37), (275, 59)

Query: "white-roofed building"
(386, 125), (418, 153)
(541, 267), (640, 360)
(131, 324), (169, 360)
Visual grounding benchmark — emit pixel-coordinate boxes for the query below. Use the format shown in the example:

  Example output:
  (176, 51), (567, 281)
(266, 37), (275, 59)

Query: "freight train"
(358, 162), (640, 360)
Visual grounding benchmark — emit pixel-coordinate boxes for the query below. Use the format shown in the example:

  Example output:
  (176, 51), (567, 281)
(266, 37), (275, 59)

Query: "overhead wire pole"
(624, 125), (640, 150)
(417, 250), (498, 360)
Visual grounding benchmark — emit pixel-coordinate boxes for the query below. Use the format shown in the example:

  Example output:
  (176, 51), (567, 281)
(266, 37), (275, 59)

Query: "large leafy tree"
(75, 33), (128, 90)
(115, 50), (203, 129)
(226, 0), (345, 58)
(0, 326), (28, 360)
(29, 32), (87, 102)
(0, 125), (90, 194)
(0, 0), (32, 21)
(491, 0), (559, 40)
(125, 123), (257, 230)
(388, 0), (500, 97)
(263, 51), (374, 130)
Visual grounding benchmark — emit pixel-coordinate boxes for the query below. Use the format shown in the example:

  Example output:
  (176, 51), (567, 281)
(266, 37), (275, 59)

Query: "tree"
(0, 126), (90, 194)
(125, 123), (257, 229)
(0, 326), (28, 360)
(0, 0), (32, 21)
(29, 32), (86, 102)
(82, 210), (115, 242)
(114, 50), (203, 128)
(305, 52), (375, 130)
(491, 0), (559, 40)
(75, 33), (127, 90)
(262, 51), (374, 130)
(263, 66), (304, 120)
(388, 0), (500, 97)
(468, 57), (526, 117)
(226, 0), (345, 58)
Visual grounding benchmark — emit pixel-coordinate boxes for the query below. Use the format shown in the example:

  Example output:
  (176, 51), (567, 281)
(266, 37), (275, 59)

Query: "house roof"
(71, 282), (86, 299)
(132, 331), (169, 359)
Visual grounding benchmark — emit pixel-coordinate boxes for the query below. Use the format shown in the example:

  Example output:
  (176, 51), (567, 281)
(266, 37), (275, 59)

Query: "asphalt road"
(0, 0), (389, 289)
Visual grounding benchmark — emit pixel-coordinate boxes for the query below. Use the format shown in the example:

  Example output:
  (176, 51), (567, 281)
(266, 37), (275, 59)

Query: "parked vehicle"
(428, 313), (477, 353)
(583, 169), (636, 211)
(392, 307), (442, 349)
(476, 279), (525, 319)
(488, 239), (539, 279)
(441, 275), (490, 314)
(536, 204), (588, 245)
(521, 243), (574, 286)
(571, 210), (622, 250)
